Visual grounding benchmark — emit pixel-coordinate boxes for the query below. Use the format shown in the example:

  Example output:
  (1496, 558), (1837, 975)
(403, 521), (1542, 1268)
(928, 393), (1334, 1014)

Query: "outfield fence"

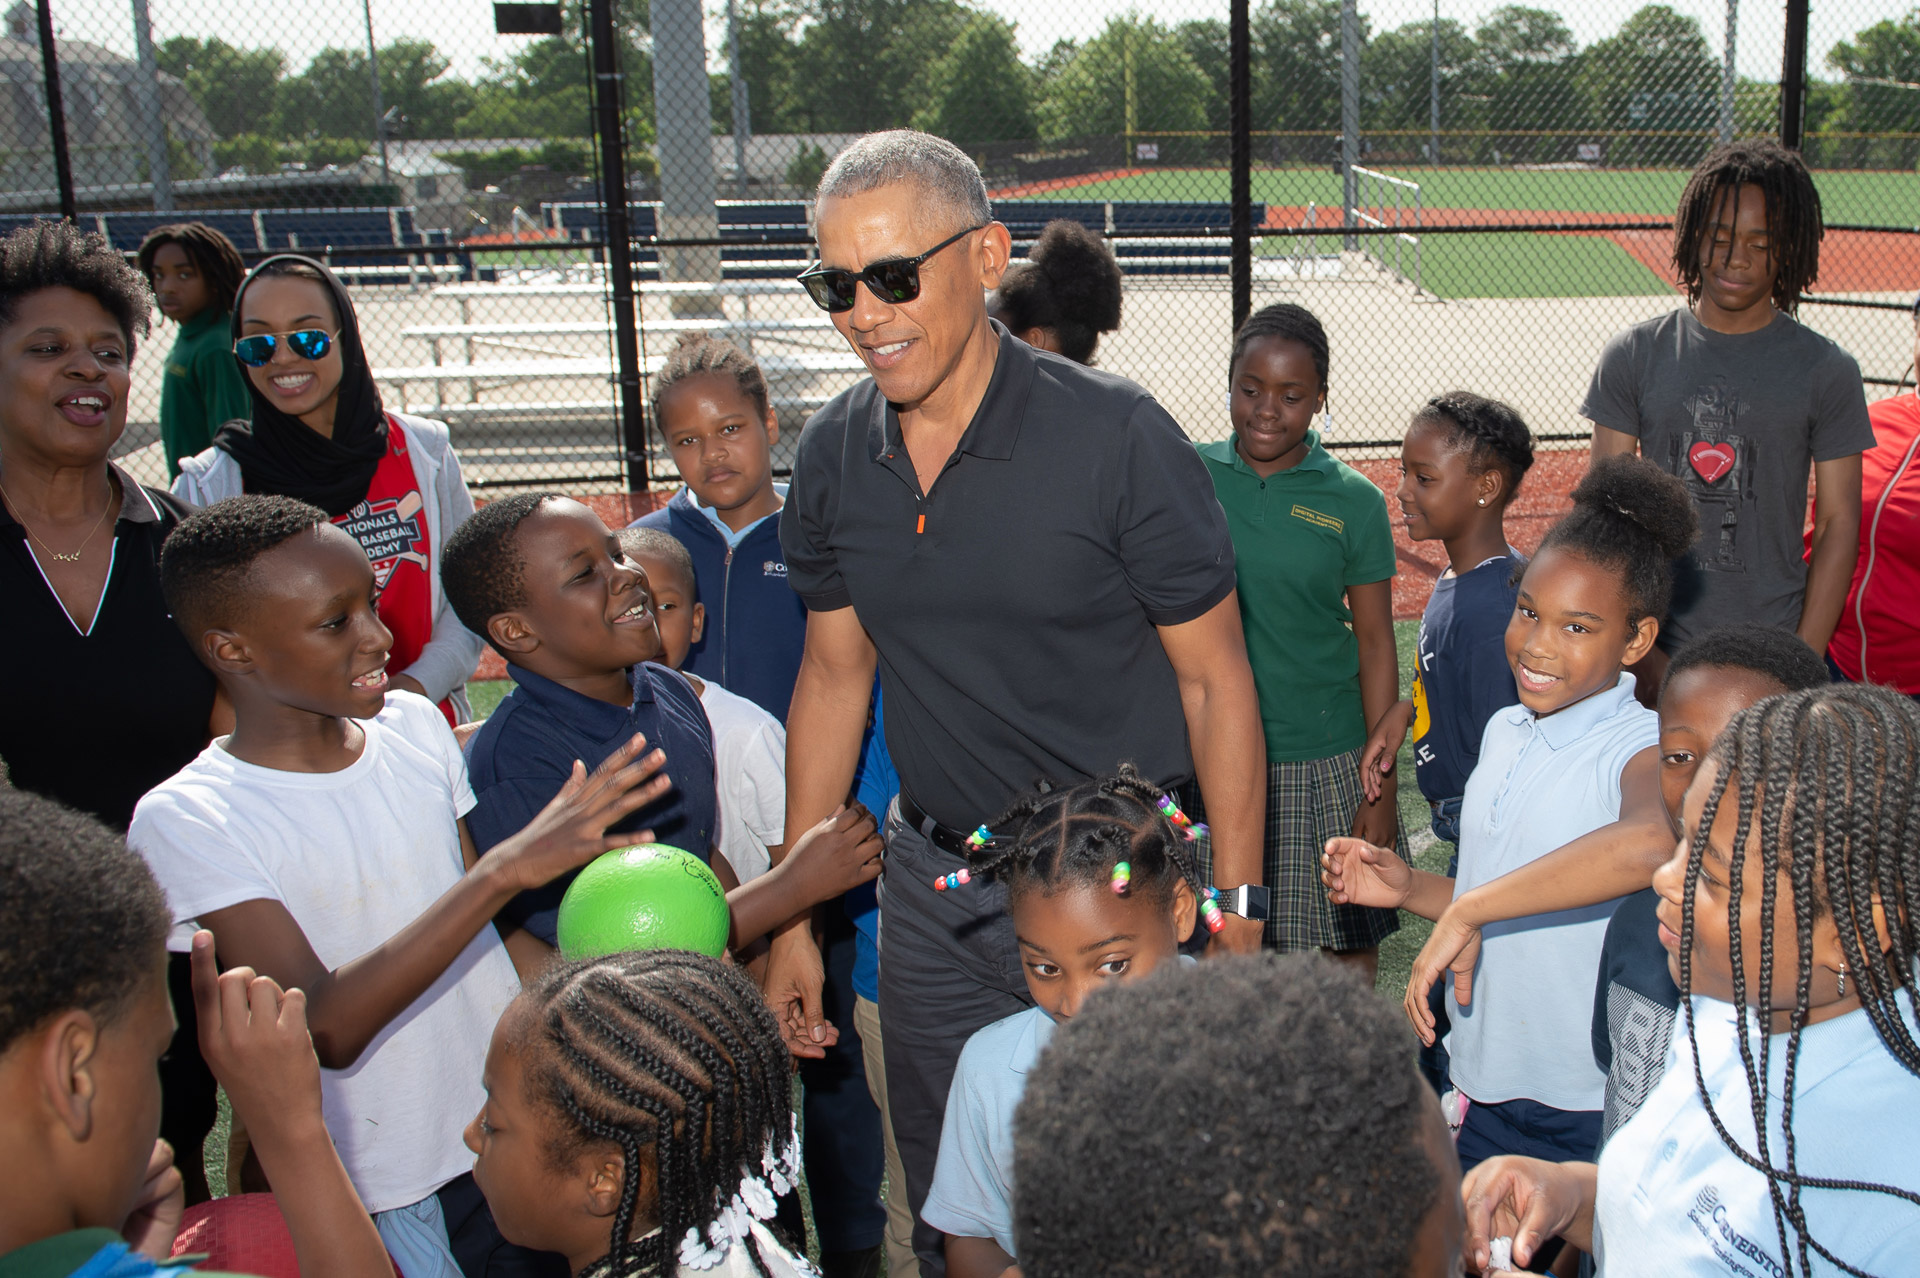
(14, 0), (1920, 491)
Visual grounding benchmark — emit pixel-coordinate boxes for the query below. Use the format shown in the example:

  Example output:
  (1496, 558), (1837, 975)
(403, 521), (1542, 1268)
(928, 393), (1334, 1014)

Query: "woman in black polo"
(0, 221), (220, 1197)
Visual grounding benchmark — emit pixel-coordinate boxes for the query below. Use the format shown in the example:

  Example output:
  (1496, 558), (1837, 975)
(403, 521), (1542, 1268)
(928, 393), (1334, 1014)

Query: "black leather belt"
(897, 791), (1015, 857)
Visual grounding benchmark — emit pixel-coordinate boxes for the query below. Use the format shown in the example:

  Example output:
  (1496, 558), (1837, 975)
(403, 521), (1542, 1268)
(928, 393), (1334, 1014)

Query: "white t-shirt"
(696, 679), (786, 884)
(1595, 993), (1920, 1275)
(128, 692), (521, 1214)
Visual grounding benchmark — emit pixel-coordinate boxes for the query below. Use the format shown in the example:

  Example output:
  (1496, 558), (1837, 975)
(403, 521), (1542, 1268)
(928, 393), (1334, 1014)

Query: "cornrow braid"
(963, 765), (1209, 911)
(1672, 138), (1823, 313)
(1412, 390), (1536, 500)
(1229, 302), (1328, 392)
(1675, 684), (1920, 1277)
(518, 951), (798, 1278)
(649, 334), (771, 435)
(136, 222), (249, 316)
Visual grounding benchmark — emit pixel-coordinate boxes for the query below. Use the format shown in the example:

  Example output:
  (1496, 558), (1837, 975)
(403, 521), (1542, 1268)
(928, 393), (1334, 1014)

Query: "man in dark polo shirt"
(768, 130), (1266, 1277)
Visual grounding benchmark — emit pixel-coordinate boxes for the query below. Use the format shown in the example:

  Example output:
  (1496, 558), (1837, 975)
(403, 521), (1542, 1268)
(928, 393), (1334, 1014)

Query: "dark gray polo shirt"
(780, 322), (1236, 829)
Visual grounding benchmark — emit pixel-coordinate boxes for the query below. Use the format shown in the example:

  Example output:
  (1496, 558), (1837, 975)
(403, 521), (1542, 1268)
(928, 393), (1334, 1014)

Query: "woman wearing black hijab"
(173, 255), (483, 721)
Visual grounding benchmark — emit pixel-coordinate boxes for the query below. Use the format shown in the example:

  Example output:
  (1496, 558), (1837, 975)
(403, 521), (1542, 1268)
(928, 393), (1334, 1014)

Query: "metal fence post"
(128, 0), (172, 212)
(34, 0), (75, 222)
(588, 0), (648, 491)
(1229, 0), (1250, 331)
(1780, 0), (1808, 149)
(1340, 0), (1359, 251)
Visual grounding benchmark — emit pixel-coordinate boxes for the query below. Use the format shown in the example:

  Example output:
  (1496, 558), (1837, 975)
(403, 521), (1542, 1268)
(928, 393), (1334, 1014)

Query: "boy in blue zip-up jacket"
(633, 335), (898, 1278)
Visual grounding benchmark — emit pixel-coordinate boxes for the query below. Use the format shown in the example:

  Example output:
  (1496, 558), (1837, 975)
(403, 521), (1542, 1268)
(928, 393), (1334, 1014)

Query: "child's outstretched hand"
(491, 734), (672, 891)
(191, 929), (323, 1142)
(120, 1139), (185, 1261)
(1357, 700), (1414, 803)
(1321, 836), (1412, 910)
(780, 803), (884, 910)
(1462, 1156), (1593, 1274)
(1404, 906), (1483, 1046)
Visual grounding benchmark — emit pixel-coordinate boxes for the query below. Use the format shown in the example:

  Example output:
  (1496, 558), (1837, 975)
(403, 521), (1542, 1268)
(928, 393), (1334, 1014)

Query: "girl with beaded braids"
(465, 949), (817, 1278)
(1462, 683), (1920, 1277)
(920, 766), (1203, 1278)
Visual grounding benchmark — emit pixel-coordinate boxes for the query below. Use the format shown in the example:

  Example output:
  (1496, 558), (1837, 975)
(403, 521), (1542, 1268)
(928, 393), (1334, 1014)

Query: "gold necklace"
(0, 475), (116, 564)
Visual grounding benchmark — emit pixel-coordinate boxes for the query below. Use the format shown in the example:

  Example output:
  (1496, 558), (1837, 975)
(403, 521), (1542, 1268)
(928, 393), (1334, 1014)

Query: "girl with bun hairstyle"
(1324, 456), (1697, 1180)
(987, 220), (1122, 365)
(173, 256), (483, 723)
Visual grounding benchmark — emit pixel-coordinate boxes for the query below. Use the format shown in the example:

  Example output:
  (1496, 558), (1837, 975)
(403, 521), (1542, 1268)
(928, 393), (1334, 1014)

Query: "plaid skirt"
(1263, 747), (1403, 952)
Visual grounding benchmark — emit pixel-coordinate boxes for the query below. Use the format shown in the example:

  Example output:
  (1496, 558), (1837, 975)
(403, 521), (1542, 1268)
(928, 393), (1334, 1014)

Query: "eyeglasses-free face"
(796, 224), (988, 314)
(232, 328), (336, 367)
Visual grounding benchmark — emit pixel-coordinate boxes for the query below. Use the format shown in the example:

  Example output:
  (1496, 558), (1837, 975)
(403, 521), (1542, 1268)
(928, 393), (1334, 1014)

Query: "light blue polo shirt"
(924, 957), (1198, 1256)
(1445, 673), (1658, 1111)
(1596, 992), (1920, 1275)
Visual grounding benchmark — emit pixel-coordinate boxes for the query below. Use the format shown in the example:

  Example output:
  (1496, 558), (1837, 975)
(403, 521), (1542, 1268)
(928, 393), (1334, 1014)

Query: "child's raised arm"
(725, 803), (883, 950)
(1401, 745), (1669, 1044)
(197, 736), (669, 1069)
(190, 930), (391, 1278)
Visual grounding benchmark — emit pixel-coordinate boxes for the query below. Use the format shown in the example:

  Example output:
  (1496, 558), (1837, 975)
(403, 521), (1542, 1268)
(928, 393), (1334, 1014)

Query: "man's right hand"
(491, 734), (672, 891)
(1320, 836), (1413, 910)
(762, 926), (837, 1059)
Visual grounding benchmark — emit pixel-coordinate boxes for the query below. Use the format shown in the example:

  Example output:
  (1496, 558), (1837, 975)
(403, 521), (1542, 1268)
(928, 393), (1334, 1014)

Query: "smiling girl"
(173, 256), (482, 725)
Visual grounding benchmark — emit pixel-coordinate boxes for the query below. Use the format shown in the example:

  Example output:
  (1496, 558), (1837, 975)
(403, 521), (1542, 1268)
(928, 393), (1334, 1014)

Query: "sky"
(63, 0), (1899, 96)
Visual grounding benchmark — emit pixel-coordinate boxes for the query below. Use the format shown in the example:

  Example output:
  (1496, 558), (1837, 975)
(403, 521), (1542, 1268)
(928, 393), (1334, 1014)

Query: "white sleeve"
(736, 718), (787, 850)
(128, 788), (281, 925)
(403, 434), (486, 704)
(389, 691), (477, 818)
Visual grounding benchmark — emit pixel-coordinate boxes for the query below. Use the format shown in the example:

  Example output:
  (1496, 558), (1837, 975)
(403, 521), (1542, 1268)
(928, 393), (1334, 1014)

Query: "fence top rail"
(430, 280), (803, 299)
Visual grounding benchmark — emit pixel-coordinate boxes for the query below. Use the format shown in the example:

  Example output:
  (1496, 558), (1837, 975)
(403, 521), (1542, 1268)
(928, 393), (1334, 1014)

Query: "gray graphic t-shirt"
(1581, 308), (1875, 647)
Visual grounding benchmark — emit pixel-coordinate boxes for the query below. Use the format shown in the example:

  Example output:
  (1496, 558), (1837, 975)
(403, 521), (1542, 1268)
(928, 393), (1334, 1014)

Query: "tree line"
(153, 0), (1920, 177)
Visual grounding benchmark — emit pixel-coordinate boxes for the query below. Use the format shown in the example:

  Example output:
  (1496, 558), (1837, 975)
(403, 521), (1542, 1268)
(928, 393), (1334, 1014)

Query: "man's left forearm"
(1182, 670), (1265, 891)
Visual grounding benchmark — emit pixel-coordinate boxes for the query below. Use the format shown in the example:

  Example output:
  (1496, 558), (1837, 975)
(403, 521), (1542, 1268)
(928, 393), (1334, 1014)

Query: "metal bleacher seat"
(97, 209), (264, 253)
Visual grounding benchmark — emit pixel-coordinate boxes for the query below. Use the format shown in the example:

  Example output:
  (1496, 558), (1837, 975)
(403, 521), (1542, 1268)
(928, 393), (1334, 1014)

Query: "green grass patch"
(1417, 231), (1670, 298)
(468, 679), (512, 719)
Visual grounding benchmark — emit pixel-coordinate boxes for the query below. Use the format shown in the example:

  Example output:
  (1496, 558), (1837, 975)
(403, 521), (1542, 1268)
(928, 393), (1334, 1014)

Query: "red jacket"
(1823, 392), (1920, 692)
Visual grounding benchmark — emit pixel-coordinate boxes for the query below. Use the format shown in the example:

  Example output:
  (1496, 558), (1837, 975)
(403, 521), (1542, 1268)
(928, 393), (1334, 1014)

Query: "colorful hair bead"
(965, 824), (992, 850)
(1156, 793), (1192, 830)
(1199, 893), (1226, 934)
(932, 869), (974, 891)
(1110, 861), (1131, 895)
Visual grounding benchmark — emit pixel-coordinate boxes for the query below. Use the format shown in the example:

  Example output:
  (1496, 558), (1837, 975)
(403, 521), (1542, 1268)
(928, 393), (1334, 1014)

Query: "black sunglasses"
(797, 224), (988, 313)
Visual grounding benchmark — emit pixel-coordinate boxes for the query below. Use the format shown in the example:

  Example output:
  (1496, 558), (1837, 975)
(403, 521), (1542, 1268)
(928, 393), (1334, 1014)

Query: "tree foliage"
(1039, 15), (1210, 140)
(911, 14), (1037, 145)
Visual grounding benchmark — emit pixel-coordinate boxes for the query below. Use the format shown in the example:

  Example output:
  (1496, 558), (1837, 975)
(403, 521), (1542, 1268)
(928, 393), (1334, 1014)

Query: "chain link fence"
(12, 0), (1919, 492)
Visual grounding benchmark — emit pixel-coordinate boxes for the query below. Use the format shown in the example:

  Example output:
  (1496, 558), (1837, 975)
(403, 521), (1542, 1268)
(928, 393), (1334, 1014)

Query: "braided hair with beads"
(1411, 391), (1536, 503)
(515, 949), (799, 1278)
(961, 765), (1210, 909)
(1676, 683), (1920, 1277)
(1672, 138), (1823, 314)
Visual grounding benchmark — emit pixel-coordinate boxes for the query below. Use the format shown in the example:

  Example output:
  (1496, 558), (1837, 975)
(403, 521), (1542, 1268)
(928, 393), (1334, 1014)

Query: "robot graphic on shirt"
(1668, 380), (1754, 575)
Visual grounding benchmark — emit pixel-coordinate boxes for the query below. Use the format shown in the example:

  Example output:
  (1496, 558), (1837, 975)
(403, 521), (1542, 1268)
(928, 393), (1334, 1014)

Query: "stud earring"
(1477, 498), (1487, 506)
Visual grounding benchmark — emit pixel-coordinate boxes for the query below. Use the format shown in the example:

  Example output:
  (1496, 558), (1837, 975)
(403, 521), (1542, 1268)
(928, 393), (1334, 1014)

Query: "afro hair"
(1535, 454), (1698, 626)
(0, 220), (152, 356)
(991, 220), (1123, 365)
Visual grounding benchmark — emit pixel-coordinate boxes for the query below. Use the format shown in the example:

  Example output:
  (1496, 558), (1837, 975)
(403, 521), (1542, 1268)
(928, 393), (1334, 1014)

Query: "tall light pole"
(362, 0), (392, 191)
(129, 0), (171, 210)
(1718, 0), (1739, 144)
(726, 0), (749, 198)
(1340, 0), (1358, 248)
(1429, 0), (1439, 165)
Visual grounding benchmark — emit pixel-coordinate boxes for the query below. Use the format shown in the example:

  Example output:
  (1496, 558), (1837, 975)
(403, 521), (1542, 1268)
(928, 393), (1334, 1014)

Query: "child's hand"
(1349, 791), (1399, 849)
(491, 734), (673, 892)
(191, 929), (325, 1145)
(1405, 906), (1482, 1046)
(120, 1139), (185, 1261)
(1357, 701), (1413, 803)
(1462, 1156), (1589, 1274)
(1320, 836), (1412, 910)
(780, 803), (884, 909)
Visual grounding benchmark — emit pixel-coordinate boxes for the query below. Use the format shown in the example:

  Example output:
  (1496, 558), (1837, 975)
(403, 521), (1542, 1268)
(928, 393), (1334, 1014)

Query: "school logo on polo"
(339, 491), (429, 588)
(1290, 504), (1344, 533)
(764, 560), (787, 577)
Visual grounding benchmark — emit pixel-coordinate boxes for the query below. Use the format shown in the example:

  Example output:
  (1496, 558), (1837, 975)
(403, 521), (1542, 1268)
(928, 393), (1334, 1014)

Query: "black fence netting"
(12, 0), (1919, 490)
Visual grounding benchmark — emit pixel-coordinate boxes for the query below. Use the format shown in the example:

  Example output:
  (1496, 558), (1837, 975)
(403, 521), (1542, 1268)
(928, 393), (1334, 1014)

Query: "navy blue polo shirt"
(463, 660), (717, 945)
(1409, 552), (1523, 804)
(781, 321), (1236, 828)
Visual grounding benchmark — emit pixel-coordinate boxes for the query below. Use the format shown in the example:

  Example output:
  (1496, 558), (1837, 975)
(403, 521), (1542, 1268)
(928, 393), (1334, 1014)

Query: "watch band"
(1213, 884), (1272, 922)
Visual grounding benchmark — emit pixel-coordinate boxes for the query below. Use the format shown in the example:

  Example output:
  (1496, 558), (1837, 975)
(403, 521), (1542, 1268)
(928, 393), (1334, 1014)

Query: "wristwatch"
(1211, 884), (1271, 922)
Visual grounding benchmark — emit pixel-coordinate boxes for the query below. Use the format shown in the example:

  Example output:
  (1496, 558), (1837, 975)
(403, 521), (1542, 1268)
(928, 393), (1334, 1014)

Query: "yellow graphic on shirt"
(1290, 504), (1344, 533)
(1410, 662), (1432, 747)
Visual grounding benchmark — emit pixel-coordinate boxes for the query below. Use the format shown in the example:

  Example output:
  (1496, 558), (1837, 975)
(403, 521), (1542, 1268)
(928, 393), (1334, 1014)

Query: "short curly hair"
(0, 788), (171, 1053)
(1664, 623), (1828, 697)
(160, 494), (331, 641)
(616, 526), (696, 597)
(440, 492), (565, 652)
(0, 220), (152, 356)
(1012, 954), (1444, 1278)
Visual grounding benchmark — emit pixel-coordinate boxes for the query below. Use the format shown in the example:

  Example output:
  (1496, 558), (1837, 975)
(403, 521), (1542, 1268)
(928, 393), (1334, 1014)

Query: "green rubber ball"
(556, 844), (731, 960)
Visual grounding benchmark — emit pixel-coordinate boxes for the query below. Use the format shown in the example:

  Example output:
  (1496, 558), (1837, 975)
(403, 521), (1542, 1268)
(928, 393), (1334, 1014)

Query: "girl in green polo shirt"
(137, 225), (252, 480)
(1197, 303), (1403, 974)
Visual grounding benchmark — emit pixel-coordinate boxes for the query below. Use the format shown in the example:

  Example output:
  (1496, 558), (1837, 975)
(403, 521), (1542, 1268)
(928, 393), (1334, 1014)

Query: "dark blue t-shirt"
(1410, 553), (1522, 804)
(464, 661), (718, 945)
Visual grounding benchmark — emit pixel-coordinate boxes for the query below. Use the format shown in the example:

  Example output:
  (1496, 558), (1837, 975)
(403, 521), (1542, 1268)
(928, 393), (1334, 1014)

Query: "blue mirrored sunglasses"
(233, 328), (336, 367)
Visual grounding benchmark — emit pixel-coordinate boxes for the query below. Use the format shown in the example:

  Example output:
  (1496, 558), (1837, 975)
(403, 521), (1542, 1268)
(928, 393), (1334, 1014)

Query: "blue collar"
(686, 482), (787, 549)
(1009, 1006), (1057, 1077)
(1498, 672), (1641, 751)
(506, 661), (658, 742)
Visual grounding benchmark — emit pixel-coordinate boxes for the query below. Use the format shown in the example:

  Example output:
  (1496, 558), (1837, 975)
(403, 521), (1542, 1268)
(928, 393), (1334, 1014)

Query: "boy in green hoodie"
(137, 224), (252, 479)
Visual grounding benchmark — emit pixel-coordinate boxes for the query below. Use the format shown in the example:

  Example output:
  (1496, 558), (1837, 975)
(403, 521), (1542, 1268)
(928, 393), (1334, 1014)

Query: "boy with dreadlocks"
(1583, 139), (1873, 687)
(465, 949), (816, 1278)
(920, 767), (1204, 1278)
(136, 223), (252, 479)
(1463, 684), (1920, 1277)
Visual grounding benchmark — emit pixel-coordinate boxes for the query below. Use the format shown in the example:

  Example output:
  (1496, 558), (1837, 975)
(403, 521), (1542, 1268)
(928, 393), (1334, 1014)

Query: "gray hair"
(816, 130), (992, 230)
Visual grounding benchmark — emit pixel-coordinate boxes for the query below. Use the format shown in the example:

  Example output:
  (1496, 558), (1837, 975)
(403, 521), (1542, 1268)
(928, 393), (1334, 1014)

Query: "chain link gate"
(11, 0), (1919, 494)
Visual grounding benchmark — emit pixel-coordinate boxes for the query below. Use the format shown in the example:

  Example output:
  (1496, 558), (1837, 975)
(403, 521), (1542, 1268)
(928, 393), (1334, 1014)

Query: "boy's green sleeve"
(198, 344), (254, 430)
